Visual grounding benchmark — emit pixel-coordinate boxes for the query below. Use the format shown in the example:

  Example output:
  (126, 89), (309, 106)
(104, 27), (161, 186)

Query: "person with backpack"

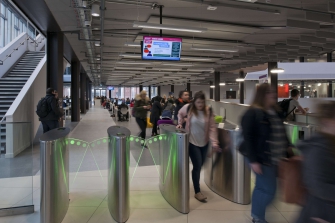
(134, 91), (151, 147)
(37, 88), (63, 133)
(239, 83), (293, 223)
(177, 91), (221, 202)
(174, 90), (190, 124)
(279, 89), (307, 121)
(161, 98), (175, 119)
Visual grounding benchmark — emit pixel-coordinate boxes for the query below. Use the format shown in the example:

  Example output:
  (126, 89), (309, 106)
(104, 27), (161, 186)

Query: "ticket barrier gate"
(204, 123), (250, 205)
(284, 121), (316, 146)
(159, 124), (190, 214)
(40, 127), (70, 223)
(107, 126), (131, 223)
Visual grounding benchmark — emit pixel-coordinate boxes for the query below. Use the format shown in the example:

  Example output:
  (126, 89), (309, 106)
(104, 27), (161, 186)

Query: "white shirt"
(189, 111), (207, 147)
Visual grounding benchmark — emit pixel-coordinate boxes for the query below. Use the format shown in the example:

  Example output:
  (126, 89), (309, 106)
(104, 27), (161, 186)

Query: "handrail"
(0, 35), (45, 65)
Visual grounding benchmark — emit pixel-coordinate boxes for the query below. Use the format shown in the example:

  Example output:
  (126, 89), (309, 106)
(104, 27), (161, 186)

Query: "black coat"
(174, 99), (187, 120)
(296, 133), (335, 223)
(39, 94), (63, 121)
(150, 101), (162, 124)
(239, 107), (290, 165)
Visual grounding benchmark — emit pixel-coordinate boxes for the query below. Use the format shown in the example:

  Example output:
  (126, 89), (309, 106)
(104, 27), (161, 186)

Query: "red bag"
(278, 156), (306, 206)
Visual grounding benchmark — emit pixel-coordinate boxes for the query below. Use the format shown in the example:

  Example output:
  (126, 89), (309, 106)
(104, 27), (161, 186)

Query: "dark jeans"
(136, 117), (147, 140)
(152, 121), (158, 135)
(251, 165), (277, 221)
(41, 120), (59, 133)
(189, 143), (208, 193)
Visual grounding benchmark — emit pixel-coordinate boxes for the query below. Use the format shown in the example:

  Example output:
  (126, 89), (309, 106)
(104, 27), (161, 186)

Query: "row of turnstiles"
(39, 121), (317, 223)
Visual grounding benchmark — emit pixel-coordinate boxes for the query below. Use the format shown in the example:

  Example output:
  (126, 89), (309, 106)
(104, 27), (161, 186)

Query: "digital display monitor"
(142, 36), (182, 61)
(118, 100), (123, 105)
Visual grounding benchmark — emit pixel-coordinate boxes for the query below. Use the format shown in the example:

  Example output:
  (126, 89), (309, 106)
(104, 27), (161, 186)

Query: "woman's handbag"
(278, 156), (306, 206)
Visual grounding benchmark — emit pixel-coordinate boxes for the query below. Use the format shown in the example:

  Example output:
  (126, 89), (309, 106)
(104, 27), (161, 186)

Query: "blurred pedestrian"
(239, 83), (293, 223)
(134, 90), (151, 147)
(296, 101), (335, 223)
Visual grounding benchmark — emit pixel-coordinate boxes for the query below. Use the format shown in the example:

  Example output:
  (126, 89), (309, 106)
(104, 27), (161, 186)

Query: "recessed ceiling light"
(124, 42), (141, 47)
(236, 78), (245, 82)
(191, 45), (239, 53)
(236, 0), (258, 2)
(270, 68), (285, 74)
(318, 83), (322, 86)
(133, 21), (207, 33)
(207, 5), (217, 10)
(210, 85), (215, 88)
(219, 83), (226, 86)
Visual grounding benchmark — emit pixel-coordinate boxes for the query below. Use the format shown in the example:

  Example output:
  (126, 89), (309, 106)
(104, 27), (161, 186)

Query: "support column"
(268, 62), (278, 99)
(139, 85), (143, 92)
(239, 70), (245, 104)
(47, 32), (64, 98)
(148, 85), (151, 99)
(86, 77), (90, 111)
(327, 53), (333, 98)
(299, 57), (304, 62)
(299, 58), (305, 98)
(209, 81), (213, 99)
(171, 85), (174, 93)
(80, 73), (87, 114)
(158, 86), (161, 96)
(214, 71), (220, 101)
(71, 61), (80, 122)
(89, 82), (92, 107)
(187, 82), (191, 97)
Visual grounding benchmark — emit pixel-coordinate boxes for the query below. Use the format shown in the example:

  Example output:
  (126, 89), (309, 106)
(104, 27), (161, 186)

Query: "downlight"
(270, 68), (285, 74)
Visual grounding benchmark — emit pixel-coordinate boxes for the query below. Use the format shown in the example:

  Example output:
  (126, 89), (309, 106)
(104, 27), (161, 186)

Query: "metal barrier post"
(107, 126), (131, 223)
(159, 124), (189, 214)
(40, 127), (70, 223)
(204, 123), (250, 205)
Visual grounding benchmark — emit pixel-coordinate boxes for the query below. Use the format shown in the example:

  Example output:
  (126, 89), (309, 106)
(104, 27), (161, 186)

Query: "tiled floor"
(0, 104), (302, 223)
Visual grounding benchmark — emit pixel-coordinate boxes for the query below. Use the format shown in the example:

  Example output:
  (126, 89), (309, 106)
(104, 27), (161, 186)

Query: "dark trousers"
(152, 121), (158, 135)
(41, 120), (59, 133)
(189, 143), (208, 193)
(136, 117), (147, 140)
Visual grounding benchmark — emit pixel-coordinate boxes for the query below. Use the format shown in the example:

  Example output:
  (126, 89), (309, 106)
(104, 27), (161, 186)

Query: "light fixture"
(236, 78), (245, 82)
(297, 85), (300, 88)
(308, 85), (311, 87)
(270, 68), (285, 74)
(119, 53), (141, 58)
(191, 45), (239, 52)
(91, 4), (100, 17)
(96, 58), (100, 61)
(162, 63), (194, 67)
(180, 56), (214, 61)
(207, 5), (217, 10)
(116, 61), (152, 65)
(95, 41), (101, 47)
(280, 84), (284, 87)
(133, 21), (207, 33)
(318, 83), (322, 86)
(289, 83), (292, 86)
(82, 0), (87, 7)
(210, 85), (215, 88)
(236, 0), (258, 2)
(220, 83), (226, 86)
(124, 42), (141, 47)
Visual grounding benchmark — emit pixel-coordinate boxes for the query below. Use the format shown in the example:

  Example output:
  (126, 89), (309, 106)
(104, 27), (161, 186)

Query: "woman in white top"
(177, 91), (221, 202)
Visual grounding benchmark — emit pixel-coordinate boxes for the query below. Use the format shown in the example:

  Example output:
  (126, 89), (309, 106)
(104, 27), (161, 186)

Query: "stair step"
(0, 82), (26, 85)
(0, 77), (29, 80)
(0, 96), (16, 99)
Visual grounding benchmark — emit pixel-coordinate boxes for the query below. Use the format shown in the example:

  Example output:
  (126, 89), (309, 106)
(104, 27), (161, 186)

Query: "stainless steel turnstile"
(284, 121), (316, 146)
(107, 126), (131, 223)
(204, 123), (250, 205)
(40, 127), (70, 223)
(159, 124), (189, 214)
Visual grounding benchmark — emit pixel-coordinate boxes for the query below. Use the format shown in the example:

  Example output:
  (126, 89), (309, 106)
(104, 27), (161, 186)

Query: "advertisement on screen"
(142, 36), (182, 61)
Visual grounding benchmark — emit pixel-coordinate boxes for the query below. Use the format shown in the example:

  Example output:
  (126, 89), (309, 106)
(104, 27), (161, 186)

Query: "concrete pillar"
(239, 70), (245, 104)
(171, 85), (174, 93)
(80, 73), (87, 114)
(187, 82), (191, 97)
(327, 53), (333, 98)
(299, 57), (304, 62)
(148, 85), (151, 99)
(209, 81), (213, 99)
(214, 71), (220, 101)
(300, 81), (305, 98)
(157, 86), (161, 96)
(86, 77), (90, 111)
(268, 62), (278, 99)
(71, 61), (80, 122)
(139, 85), (143, 92)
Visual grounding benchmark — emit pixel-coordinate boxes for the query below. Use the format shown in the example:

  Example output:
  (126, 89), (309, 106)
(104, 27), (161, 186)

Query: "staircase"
(0, 51), (45, 153)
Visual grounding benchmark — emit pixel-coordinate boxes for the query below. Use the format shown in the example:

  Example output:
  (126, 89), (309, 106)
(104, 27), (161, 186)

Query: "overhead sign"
(259, 74), (268, 83)
(142, 36), (182, 61)
(107, 86), (114, 90)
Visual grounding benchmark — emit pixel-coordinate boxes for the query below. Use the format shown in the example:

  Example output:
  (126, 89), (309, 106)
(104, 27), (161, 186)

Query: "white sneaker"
(195, 192), (207, 202)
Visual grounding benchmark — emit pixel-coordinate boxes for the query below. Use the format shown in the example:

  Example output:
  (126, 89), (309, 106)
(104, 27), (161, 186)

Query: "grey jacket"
(296, 133), (335, 223)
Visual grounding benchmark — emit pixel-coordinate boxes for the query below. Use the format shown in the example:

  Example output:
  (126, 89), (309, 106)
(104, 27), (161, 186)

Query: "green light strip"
(89, 137), (109, 183)
(59, 140), (69, 193)
(69, 138), (89, 185)
(146, 135), (163, 181)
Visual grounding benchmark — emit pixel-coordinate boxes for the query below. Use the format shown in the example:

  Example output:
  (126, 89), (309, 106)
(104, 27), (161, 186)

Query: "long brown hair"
(189, 91), (207, 117)
(251, 83), (276, 110)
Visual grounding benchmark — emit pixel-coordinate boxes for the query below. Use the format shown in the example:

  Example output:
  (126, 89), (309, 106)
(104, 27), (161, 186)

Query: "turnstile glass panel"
(0, 122), (34, 214)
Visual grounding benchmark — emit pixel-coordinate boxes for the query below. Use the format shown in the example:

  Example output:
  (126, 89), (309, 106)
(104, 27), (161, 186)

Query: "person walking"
(134, 90), (151, 147)
(37, 88), (63, 133)
(285, 89), (308, 121)
(177, 91), (220, 202)
(150, 96), (162, 136)
(296, 102), (335, 223)
(239, 83), (293, 223)
(174, 90), (190, 125)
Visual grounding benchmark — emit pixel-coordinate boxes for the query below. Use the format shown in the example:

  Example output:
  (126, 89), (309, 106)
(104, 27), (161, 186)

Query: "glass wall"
(108, 87), (139, 99)
(0, 0), (37, 48)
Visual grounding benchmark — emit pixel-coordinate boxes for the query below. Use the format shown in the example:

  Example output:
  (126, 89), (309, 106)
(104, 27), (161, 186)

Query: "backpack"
(36, 97), (50, 118)
(277, 99), (295, 118)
